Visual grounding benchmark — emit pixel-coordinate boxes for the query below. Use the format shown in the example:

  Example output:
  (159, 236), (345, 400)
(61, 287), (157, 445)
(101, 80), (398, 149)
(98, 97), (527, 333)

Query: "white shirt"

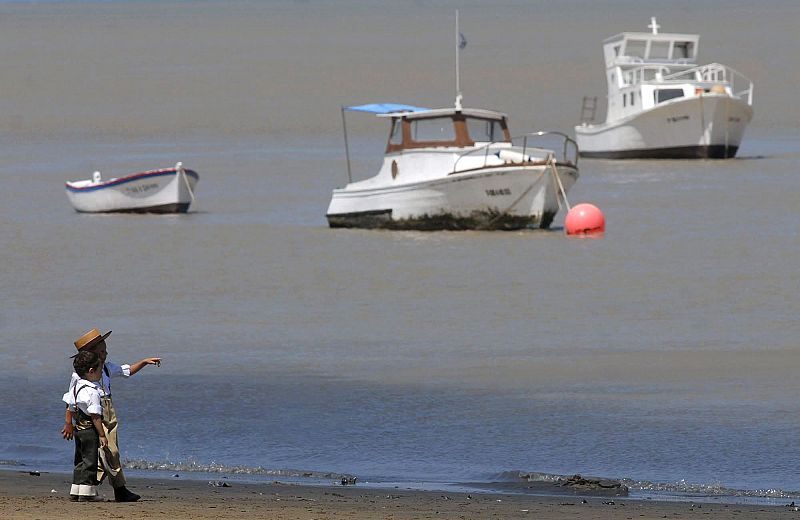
(63, 361), (131, 410)
(65, 377), (103, 417)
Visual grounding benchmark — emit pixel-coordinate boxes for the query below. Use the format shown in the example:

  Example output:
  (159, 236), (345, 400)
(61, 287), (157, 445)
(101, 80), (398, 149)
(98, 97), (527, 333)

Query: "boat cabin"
(593, 17), (752, 124)
(603, 31), (698, 69)
(378, 108), (511, 153)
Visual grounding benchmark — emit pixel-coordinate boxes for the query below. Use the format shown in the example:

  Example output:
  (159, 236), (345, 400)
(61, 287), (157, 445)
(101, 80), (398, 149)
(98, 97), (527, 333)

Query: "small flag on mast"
(458, 32), (467, 49)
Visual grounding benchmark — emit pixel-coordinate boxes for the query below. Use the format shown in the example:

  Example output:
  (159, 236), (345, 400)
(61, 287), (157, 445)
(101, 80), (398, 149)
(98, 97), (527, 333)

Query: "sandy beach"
(0, 470), (794, 520)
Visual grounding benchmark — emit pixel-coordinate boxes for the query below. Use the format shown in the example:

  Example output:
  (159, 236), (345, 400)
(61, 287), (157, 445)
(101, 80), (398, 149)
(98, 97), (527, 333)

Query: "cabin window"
(623, 94), (627, 107)
(411, 117), (455, 142)
(674, 41), (694, 59)
(613, 45), (621, 57)
(626, 39), (647, 58)
(650, 41), (670, 60)
(630, 92), (635, 106)
(655, 88), (684, 103)
(621, 70), (632, 85)
(389, 120), (403, 145)
(466, 118), (503, 142)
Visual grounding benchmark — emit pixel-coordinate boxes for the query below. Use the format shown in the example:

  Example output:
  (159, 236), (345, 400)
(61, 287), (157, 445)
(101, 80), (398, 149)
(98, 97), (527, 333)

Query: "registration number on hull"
(125, 183), (159, 194)
(666, 115), (690, 123)
(485, 188), (511, 197)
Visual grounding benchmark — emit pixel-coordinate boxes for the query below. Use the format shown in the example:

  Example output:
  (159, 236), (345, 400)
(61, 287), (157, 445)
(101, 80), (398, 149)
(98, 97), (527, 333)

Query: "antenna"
(648, 16), (660, 35)
(455, 9), (461, 105)
(454, 10), (467, 109)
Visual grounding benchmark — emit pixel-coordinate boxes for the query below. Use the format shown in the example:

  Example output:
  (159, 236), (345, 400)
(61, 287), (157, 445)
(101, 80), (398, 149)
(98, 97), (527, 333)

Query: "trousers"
(97, 395), (126, 488)
(71, 427), (99, 497)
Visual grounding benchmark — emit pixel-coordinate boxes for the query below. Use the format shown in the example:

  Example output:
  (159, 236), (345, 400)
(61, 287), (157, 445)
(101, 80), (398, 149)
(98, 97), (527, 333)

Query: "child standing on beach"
(61, 328), (161, 502)
(65, 350), (108, 502)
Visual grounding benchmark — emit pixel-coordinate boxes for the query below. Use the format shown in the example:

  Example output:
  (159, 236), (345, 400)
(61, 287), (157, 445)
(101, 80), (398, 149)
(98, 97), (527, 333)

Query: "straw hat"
(74, 328), (112, 351)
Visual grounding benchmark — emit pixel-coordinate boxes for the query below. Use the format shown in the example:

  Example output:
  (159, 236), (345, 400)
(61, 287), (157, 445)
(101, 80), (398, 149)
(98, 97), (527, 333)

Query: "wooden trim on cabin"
(453, 114), (472, 147)
(385, 114), (511, 153)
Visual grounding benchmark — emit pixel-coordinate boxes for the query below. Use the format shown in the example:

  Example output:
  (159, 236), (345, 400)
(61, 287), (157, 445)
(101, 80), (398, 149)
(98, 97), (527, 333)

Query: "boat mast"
(455, 9), (463, 110)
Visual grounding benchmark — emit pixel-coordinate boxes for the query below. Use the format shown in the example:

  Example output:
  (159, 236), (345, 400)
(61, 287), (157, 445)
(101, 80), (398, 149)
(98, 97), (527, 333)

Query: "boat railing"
(662, 63), (754, 105)
(452, 131), (579, 174)
(620, 63), (754, 104)
(622, 65), (674, 86)
(615, 56), (695, 68)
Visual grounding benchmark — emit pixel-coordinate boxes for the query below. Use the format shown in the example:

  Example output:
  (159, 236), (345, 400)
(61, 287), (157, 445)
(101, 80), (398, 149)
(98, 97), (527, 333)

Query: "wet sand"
(1, 471), (794, 520)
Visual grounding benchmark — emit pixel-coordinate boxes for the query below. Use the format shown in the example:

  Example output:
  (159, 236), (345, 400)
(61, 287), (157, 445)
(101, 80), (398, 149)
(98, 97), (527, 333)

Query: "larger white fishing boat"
(575, 18), (753, 159)
(326, 101), (579, 230)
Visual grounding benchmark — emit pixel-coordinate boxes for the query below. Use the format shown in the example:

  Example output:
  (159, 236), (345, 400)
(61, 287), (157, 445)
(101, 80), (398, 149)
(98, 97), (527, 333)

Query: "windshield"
(410, 117), (455, 142)
(466, 118), (505, 142)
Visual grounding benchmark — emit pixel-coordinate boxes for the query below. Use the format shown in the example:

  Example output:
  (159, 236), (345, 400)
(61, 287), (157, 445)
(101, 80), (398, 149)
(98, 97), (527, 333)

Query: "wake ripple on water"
(627, 478), (800, 501)
(123, 458), (357, 483)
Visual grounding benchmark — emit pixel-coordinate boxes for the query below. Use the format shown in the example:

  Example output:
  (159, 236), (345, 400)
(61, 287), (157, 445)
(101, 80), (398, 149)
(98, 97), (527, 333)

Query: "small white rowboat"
(65, 162), (198, 213)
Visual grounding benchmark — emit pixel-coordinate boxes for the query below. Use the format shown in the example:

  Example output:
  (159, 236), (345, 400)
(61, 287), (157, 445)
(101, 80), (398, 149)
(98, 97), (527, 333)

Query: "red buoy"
(565, 203), (605, 236)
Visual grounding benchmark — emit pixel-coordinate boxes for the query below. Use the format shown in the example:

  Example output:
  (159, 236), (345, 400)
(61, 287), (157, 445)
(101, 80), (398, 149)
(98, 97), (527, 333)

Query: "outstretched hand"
(130, 357), (163, 375)
(61, 422), (74, 440)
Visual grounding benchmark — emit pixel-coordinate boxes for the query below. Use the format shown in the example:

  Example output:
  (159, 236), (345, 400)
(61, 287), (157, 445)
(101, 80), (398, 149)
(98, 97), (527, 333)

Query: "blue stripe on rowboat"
(65, 168), (199, 193)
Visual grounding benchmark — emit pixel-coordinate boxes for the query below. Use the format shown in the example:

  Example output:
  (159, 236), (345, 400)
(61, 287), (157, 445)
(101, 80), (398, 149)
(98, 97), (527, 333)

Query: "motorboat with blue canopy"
(328, 97), (579, 230)
(327, 11), (579, 230)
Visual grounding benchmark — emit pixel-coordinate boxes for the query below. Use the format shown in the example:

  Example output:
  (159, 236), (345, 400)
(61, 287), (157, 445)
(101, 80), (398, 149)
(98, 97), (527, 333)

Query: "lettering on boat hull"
(327, 209), (556, 231)
(666, 115), (690, 123)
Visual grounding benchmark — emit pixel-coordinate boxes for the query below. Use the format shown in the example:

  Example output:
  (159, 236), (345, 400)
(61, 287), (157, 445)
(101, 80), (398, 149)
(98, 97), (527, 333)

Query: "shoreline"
(4, 463), (796, 506)
(1, 470), (795, 520)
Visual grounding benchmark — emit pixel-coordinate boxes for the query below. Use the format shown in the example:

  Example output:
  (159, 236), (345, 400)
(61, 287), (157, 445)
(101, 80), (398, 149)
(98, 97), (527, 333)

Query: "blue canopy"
(344, 103), (429, 115)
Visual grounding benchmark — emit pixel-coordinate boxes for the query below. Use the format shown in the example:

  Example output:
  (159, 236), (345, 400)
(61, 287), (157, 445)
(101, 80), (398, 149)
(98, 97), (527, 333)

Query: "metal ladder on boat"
(579, 96), (598, 124)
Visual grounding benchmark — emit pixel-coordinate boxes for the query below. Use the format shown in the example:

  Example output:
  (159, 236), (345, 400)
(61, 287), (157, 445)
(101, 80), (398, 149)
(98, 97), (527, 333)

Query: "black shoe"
(69, 494), (79, 502)
(114, 486), (141, 502)
(77, 495), (103, 502)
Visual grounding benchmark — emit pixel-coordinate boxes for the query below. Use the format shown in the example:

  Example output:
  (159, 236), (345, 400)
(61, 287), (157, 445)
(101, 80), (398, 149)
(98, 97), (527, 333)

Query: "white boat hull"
(575, 94), (752, 159)
(326, 164), (578, 230)
(65, 167), (198, 213)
